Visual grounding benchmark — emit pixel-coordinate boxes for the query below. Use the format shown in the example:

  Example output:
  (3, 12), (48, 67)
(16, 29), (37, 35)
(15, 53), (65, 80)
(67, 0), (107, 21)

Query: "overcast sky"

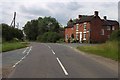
(0, 0), (120, 29)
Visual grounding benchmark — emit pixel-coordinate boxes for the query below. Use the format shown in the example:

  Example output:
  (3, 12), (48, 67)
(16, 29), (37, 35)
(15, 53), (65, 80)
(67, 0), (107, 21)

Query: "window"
(83, 33), (86, 40)
(107, 26), (110, 30)
(72, 27), (74, 30)
(83, 22), (87, 32)
(66, 34), (68, 40)
(76, 24), (79, 31)
(101, 29), (104, 35)
(76, 33), (79, 40)
(112, 26), (115, 30)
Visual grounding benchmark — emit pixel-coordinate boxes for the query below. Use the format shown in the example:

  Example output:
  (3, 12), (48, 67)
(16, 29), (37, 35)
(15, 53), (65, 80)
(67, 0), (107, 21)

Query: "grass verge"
(77, 41), (118, 61)
(2, 42), (29, 52)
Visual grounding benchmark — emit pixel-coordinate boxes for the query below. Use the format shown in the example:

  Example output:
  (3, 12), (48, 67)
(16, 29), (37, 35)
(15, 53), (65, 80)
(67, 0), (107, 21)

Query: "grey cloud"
(20, 5), (52, 17)
(118, 2), (120, 23)
(66, 2), (83, 10)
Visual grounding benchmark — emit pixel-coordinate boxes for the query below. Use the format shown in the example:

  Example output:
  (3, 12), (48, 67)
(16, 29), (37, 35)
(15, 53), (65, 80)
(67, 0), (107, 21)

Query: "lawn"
(2, 42), (29, 52)
(77, 41), (119, 61)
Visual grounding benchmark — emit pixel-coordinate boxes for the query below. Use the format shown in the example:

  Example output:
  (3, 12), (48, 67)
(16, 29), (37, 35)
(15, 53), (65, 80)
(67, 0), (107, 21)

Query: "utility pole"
(10, 12), (16, 28)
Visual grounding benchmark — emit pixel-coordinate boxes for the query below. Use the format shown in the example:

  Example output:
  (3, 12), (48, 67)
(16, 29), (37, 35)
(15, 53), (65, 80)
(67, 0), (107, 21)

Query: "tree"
(23, 16), (62, 41)
(2, 23), (23, 41)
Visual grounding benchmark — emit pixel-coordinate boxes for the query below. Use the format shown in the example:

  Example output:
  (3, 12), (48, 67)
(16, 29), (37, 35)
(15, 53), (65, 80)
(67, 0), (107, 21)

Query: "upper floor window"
(83, 22), (87, 31)
(107, 26), (110, 30)
(112, 26), (115, 30)
(76, 24), (79, 30)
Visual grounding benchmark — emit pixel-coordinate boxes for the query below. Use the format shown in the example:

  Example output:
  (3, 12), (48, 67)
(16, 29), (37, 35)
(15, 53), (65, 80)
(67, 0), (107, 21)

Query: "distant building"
(65, 11), (119, 43)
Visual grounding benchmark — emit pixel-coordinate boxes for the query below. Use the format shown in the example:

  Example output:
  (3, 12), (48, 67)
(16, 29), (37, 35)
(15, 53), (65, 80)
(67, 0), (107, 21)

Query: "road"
(3, 42), (118, 78)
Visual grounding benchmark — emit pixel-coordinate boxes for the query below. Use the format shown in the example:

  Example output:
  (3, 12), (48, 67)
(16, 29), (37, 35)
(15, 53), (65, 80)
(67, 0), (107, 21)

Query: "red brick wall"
(64, 27), (74, 42)
(90, 16), (105, 43)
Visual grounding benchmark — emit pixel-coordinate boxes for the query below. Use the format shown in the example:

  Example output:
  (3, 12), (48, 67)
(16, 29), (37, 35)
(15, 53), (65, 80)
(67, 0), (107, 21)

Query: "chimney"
(104, 16), (107, 20)
(78, 15), (82, 19)
(94, 11), (98, 16)
(69, 19), (73, 22)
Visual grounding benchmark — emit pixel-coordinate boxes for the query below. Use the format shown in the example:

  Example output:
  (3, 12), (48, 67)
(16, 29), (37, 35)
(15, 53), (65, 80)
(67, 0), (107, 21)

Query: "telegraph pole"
(10, 12), (16, 28)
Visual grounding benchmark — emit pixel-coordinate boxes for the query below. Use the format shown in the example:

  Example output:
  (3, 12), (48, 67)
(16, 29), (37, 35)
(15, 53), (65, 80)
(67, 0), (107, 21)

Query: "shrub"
(109, 30), (120, 41)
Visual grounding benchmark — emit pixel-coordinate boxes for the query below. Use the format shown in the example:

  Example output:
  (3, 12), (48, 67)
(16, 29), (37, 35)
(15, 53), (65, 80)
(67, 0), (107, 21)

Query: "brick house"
(65, 11), (119, 43)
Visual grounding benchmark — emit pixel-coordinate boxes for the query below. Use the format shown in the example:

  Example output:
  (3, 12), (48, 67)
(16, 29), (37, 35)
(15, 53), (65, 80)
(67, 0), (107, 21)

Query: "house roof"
(102, 19), (119, 26)
(76, 15), (94, 23)
(66, 15), (119, 28)
(66, 15), (94, 28)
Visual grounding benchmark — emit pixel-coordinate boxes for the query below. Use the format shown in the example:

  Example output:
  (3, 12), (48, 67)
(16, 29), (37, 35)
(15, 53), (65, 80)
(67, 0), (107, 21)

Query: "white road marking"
(56, 57), (68, 76)
(26, 46), (32, 54)
(12, 46), (32, 68)
(51, 50), (55, 54)
(48, 46), (51, 49)
(22, 47), (29, 54)
(13, 59), (22, 68)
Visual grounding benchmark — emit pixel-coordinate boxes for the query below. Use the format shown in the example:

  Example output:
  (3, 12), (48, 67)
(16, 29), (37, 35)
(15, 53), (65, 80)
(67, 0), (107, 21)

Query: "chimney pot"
(78, 15), (82, 19)
(94, 11), (98, 16)
(104, 16), (107, 20)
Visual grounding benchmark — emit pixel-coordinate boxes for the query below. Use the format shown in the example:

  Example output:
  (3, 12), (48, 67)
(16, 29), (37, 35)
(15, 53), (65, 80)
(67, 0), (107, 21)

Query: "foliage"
(37, 32), (61, 43)
(23, 16), (63, 41)
(109, 30), (120, 41)
(2, 42), (29, 52)
(2, 23), (23, 41)
(77, 41), (118, 61)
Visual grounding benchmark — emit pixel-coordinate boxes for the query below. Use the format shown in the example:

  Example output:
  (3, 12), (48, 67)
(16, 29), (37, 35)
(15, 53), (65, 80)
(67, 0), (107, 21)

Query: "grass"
(2, 42), (29, 52)
(77, 41), (119, 61)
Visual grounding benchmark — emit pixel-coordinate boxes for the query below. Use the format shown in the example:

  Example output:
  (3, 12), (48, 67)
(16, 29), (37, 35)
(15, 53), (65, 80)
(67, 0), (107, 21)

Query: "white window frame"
(83, 33), (86, 40)
(83, 22), (87, 32)
(76, 33), (79, 40)
(76, 24), (79, 31)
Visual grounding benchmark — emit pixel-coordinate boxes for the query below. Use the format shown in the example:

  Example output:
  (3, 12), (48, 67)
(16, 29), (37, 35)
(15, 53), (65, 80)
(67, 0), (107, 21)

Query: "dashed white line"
(56, 57), (68, 76)
(26, 46), (32, 54)
(51, 50), (55, 54)
(48, 46), (51, 49)
(22, 47), (29, 54)
(12, 46), (32, 68)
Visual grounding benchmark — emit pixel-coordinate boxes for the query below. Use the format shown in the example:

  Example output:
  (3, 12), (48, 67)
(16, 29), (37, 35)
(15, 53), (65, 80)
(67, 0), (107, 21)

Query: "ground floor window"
(83, 33), (86, 40)
(66, 34), (68, 40)
(76, 33), (79, 40)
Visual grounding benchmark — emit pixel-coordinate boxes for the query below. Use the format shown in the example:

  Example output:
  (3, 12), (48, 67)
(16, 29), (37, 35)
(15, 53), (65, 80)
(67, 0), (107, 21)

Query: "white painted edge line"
(12, 46), (32, 68)
(51, 50), (55, 54)
(56, 57), (68, 76)
(22, 47), (29, 54)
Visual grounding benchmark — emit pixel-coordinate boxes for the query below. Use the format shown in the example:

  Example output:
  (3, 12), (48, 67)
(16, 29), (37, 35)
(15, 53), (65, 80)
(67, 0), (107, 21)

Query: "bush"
(109, 30), (120, 41)
(37, 32), (61, 43)
(56, 38), (64, 43)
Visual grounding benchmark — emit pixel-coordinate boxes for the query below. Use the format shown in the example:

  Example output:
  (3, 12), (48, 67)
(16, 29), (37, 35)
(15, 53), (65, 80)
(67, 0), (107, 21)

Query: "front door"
(79, 32), (82, 43)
